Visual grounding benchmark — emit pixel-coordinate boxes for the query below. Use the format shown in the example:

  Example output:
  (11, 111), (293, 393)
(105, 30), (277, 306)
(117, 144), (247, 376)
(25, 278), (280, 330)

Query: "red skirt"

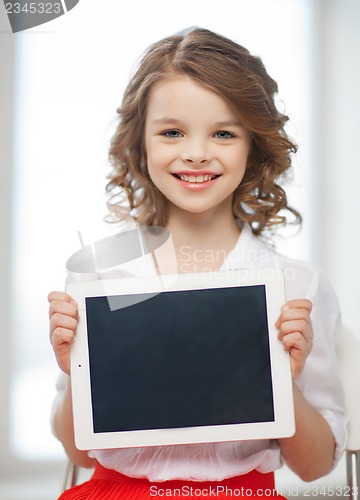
(58, 462), (287, 499)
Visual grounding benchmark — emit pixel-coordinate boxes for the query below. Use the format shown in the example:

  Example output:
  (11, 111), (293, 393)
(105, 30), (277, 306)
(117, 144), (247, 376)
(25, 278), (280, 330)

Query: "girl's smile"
(144, 75), (250, 219)
(171, 170), (221, 191)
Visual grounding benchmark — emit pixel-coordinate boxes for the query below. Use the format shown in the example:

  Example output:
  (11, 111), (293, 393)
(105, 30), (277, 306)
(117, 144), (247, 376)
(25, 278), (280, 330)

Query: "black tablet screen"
(85, 285), (274, 434)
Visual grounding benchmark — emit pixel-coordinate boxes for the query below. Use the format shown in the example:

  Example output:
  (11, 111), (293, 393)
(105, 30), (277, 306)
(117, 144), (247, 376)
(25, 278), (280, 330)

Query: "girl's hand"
(275, 299), (313, 380)
(48, 291), (78, 375)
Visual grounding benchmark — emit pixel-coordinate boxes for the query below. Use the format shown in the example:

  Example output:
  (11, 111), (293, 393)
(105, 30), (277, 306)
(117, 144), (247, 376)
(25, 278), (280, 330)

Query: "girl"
(49, 28), (347, 499)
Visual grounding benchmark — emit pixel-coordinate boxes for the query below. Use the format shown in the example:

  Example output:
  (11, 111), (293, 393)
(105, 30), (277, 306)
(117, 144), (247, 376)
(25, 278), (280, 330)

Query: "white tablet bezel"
(67, 268), (295, 450)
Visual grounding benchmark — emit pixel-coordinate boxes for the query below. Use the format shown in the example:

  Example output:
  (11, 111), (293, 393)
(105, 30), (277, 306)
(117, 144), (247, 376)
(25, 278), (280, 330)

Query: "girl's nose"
(181, 138), (210, 165)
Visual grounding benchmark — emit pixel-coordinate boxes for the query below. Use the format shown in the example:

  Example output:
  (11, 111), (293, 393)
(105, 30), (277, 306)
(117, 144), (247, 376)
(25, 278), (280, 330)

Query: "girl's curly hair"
(107, 27), (301, 235)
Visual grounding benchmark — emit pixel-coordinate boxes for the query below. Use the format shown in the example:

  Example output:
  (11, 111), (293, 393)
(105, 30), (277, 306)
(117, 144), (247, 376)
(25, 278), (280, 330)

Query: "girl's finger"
(49, 299), (78, 319)
(49, 313), (78, 340)
(278, 319), (313, 344)
(282, 331), (309, 353)
(50, 326), (75, 348)
(284, 299), (312, 312)
(275, 308), (311, 329)
(48, 291), (75, 304)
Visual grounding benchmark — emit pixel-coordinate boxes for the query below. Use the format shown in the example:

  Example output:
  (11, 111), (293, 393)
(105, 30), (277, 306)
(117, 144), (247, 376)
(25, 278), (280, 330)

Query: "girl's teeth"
(178, 174), (215, 183)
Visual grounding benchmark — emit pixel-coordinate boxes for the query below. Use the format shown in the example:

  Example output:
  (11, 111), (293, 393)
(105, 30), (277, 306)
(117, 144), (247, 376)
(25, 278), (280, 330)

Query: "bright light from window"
(11, 0), (311, 459)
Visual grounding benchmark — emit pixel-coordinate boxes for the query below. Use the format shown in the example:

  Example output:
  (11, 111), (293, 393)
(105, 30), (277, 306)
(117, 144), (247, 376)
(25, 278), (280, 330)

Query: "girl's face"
(144, 75), (250, 221)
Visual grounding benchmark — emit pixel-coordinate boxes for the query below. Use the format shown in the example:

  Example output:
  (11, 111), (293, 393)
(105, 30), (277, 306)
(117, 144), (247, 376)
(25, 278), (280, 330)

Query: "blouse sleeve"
(296, 268), (348, 470)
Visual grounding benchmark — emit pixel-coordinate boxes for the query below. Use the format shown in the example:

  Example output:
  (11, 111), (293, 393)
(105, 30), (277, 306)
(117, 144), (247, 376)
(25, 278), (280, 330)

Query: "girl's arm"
(279, 384), (335, 482)
(48, 291), (96, 468)
(276, 299), (336, 481)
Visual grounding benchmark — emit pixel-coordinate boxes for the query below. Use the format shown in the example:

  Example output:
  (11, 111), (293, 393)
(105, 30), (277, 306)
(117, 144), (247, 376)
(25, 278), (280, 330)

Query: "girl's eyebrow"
(152, 118), (182, 125)
(214, 120), (244, 128)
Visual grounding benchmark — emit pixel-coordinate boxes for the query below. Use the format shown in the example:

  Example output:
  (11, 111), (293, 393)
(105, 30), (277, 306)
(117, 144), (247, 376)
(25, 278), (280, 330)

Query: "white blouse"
(52, 224), (347, 482)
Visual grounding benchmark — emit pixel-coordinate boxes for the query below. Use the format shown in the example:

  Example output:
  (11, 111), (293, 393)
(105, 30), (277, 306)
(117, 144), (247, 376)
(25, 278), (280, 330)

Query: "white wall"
(0, 7), (15, 470)
(311, 0), (360, 337)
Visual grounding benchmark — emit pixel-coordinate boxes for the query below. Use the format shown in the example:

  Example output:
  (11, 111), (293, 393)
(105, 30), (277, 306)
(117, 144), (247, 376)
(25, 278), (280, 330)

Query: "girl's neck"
(166, 208), (242, 273)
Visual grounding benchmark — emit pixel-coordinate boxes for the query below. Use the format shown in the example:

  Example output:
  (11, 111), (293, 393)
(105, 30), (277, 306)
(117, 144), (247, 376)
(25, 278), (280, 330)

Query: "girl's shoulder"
(228, 225), (336, 303)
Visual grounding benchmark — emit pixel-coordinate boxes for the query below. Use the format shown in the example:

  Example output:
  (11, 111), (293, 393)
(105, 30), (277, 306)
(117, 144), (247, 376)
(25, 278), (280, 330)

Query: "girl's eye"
(163, 130), (183, 138)
(215, 130), (235, 139)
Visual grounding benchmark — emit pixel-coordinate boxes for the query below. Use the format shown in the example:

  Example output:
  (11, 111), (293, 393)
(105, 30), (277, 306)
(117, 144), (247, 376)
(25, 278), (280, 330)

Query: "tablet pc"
(67, 268), (295, 450)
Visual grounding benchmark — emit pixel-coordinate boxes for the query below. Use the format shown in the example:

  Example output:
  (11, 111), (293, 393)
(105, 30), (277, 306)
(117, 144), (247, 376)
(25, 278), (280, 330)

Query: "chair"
(336, 326), (360, 500)
(62, 326), (360, 497)
(62, 459), (80, 491)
